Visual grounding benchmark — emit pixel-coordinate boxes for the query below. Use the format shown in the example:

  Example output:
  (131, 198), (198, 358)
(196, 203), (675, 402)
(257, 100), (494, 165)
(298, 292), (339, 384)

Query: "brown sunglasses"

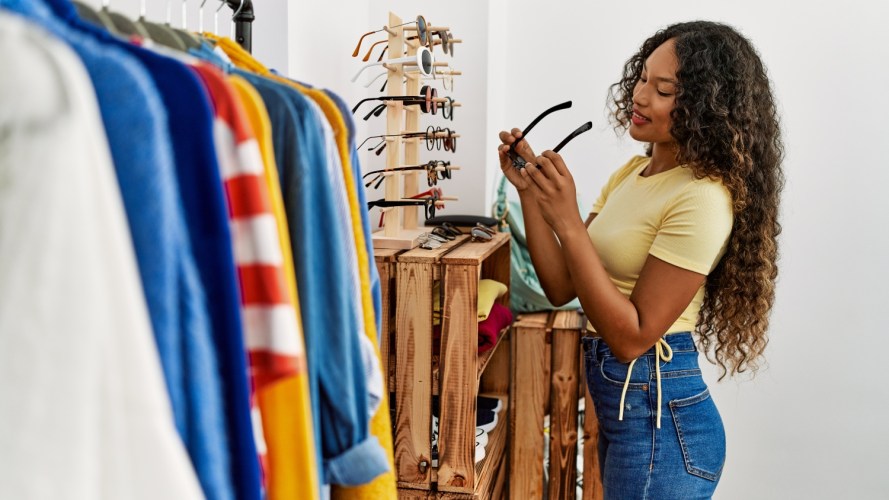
(352, 15), (428, 58)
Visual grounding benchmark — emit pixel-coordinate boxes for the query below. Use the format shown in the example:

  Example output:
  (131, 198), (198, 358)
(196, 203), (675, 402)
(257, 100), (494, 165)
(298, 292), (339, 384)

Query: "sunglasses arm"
(508, 100), (574, 161)
(552, 121), (593, 153)
(351, 54), (419, 83)
(364, 70), (388, 88)
(351, 97), (380, 114)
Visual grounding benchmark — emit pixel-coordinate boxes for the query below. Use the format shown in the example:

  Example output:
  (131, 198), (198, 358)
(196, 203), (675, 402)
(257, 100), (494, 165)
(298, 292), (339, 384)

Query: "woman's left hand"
(522, 151), (583, 234)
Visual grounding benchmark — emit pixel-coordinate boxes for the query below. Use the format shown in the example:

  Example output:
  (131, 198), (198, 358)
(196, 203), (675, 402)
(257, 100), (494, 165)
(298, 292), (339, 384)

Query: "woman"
(498, 21), (783, 498)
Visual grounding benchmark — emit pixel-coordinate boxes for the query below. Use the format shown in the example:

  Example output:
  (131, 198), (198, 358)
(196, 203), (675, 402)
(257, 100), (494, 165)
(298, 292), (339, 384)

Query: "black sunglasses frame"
(508, 101), (592, 169)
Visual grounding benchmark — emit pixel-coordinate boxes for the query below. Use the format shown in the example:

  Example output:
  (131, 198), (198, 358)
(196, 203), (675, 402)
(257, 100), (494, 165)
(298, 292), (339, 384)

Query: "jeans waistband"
(585, 331), (696, 357)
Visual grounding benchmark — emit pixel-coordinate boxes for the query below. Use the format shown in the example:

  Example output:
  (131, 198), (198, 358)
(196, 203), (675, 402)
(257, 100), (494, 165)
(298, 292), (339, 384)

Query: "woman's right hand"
(498, 128), (537, 192)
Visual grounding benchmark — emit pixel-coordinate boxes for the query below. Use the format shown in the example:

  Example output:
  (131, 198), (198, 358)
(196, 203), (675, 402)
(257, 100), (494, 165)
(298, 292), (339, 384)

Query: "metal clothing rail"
(224, 0), (254, 53)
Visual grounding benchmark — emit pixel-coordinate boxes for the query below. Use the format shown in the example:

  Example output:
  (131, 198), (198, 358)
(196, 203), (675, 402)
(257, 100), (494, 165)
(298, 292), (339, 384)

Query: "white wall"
(77, 1), (889, 497)
(494, 1), (889, 499)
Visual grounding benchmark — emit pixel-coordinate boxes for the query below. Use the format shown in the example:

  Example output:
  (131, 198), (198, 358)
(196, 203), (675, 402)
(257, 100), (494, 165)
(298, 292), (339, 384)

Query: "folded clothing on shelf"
(478, 303), (513, 353)
(432, 278), (508, 325)
(432, 301), (513, 355)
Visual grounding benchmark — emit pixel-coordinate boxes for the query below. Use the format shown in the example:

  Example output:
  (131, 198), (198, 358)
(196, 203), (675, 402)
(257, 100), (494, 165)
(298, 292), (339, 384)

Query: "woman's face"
(629, 39), (679, 145)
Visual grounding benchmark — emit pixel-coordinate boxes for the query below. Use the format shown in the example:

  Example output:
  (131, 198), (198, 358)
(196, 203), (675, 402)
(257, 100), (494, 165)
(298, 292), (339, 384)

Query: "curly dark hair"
(608, 21), (785, 379)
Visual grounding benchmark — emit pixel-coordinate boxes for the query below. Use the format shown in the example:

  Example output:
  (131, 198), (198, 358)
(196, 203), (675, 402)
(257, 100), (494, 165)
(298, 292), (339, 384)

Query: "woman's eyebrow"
(642, 63), (678, 84)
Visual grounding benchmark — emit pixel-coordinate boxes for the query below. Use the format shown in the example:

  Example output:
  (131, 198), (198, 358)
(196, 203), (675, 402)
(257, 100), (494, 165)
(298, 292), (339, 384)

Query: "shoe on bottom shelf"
(431, 418), (488, 466)
(475, 426), (488, 463)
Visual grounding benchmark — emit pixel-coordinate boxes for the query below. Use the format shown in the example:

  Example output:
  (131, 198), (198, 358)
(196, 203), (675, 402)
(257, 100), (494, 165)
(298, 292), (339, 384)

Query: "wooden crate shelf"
(508, 310), (603, 500)
(431, 326), (510, 396)
(380, 230), (510, 497)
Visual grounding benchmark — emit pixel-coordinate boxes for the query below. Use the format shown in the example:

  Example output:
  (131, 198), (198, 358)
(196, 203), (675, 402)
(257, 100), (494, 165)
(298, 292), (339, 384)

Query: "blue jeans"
(582, 333), (725, 499)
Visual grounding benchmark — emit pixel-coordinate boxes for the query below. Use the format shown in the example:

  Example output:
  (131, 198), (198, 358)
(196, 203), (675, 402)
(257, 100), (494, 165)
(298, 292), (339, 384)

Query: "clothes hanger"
(214, 0), (225, 35)
(138, 0), (187, 51)
(72, 0), (103, 27)
(171, 0), (203, 50)
(107, 0), (150, 38)
(93, 0), (120, 33)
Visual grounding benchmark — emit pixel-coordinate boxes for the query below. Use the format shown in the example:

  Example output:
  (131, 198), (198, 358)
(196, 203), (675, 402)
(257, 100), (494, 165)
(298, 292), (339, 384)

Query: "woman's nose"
(632, 85), (648, 106)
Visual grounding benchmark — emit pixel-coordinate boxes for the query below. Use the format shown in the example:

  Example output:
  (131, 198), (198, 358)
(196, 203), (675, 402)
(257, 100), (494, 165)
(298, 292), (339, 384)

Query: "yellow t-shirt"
(587, 155), (733, 334)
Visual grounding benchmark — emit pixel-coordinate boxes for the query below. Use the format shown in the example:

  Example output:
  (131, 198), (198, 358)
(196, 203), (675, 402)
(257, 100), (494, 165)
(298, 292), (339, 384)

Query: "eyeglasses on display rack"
(362, 160), (453, 189)
(351, 45), (434, 83)
(352, 15), (429, 58)
(367, 196), (441, 221)
(361, 28), (455, 63)
(357, 126), (458, 156)
(366, 65), (459, 92)
(352, 85), (440, 120)
(507, 101), (593, 169)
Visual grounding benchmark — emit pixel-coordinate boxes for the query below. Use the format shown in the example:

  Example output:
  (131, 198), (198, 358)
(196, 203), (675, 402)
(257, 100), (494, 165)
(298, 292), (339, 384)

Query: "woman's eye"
(657, 90), (673, 97)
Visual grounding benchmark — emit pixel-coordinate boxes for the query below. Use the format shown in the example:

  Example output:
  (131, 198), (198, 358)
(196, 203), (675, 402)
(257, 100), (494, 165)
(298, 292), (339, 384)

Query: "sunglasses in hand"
(507, 101), (592, 169)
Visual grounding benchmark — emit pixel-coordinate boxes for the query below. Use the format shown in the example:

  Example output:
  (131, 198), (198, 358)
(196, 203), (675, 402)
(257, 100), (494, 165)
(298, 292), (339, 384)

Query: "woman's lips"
(631, 109), (650, 125)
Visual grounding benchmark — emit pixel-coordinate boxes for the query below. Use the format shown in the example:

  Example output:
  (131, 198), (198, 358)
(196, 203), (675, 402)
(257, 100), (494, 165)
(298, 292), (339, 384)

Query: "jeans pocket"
(669, 388), (726, 481)
(598, 355), (648, 390)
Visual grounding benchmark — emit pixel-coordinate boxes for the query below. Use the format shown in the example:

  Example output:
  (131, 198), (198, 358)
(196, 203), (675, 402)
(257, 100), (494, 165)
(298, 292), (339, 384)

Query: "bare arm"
(524, 152), (705, 362)
(498, 129), (577, 306)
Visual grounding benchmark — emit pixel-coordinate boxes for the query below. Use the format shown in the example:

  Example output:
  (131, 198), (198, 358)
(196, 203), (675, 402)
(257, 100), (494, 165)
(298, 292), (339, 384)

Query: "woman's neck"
(643, 142), (680, 176)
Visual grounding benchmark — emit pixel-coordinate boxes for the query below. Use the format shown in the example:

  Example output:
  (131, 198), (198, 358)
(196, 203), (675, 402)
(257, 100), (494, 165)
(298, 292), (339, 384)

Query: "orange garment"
(208, 34), (396, 500)
(228, 74), (321, 500)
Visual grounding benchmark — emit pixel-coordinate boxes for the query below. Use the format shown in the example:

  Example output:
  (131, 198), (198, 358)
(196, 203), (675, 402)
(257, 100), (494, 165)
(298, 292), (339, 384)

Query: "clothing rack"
(225, 0), (253, 53)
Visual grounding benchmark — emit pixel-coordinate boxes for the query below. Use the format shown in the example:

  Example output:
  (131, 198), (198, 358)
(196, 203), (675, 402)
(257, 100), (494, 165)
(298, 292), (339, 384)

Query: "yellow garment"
(209, 34), (396, 499)
(588, 155), (733, 430)
(476, 279), (508, 321)
(433, 279), (508, 323)
(229, 75), (321, 500)
(587, 155), (733, 334)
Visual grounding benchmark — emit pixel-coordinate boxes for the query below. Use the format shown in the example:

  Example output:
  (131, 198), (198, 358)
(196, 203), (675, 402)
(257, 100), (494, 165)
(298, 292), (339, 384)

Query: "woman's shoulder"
(670, 169), (734, 216)
(608, 155), (649, 185)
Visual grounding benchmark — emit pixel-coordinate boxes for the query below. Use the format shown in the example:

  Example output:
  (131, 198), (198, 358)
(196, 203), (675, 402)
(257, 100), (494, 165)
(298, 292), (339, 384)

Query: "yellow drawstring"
(618, 338), (674, 429)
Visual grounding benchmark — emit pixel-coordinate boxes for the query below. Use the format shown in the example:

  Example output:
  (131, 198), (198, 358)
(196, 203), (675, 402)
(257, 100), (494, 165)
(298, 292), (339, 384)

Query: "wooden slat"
(551, 309), (586, 330)
(582, 351), (604, 500)
(395, 260), (434, 488)
(490, 451), (509, 500)
(402, 26), (420, 230)
(433, 327), (510, 396)
(437, 493), (476, 500)
(478, 331), (510, 395)
(374, 247), (404, 260)
(473, 395), (508, 499)
(508, 312), (549, 500)
(383, 11), (404, 238)
(374, 252), (402, 397)
(437, 264), (478, 493)
(548, 323), (581, 500)
(397, 488), (432, 499)
(440, 232), (509, 266)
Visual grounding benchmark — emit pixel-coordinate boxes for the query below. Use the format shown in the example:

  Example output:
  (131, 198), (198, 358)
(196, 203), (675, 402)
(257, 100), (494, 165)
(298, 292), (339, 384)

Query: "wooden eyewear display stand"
(371, 12), (460, 250)
(365, 12), (519, 500)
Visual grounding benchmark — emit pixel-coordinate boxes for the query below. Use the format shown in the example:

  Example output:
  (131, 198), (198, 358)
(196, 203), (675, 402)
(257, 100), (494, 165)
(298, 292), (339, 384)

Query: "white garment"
(0, 14), (203, 500)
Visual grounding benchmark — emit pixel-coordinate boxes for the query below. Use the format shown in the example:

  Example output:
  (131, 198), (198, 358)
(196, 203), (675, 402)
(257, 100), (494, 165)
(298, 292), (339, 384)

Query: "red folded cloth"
(432, 303), (514, 355)
(478, 303), (513, 353)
